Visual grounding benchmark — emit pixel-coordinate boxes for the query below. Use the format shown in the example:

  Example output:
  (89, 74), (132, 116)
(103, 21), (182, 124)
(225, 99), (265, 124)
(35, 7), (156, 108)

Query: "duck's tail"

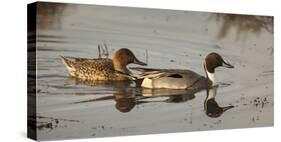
(114, 70), (138, 80)
(60, 56), (76, 75)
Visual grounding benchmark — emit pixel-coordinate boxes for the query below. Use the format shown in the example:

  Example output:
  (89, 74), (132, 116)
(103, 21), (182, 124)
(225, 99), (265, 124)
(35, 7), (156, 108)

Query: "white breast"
(206, 71), (216, 85)
(141, 78), (153, 88)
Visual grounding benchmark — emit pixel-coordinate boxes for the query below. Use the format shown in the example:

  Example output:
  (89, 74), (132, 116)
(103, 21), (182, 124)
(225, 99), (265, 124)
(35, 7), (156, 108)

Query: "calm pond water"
(32, 2), (273, 140)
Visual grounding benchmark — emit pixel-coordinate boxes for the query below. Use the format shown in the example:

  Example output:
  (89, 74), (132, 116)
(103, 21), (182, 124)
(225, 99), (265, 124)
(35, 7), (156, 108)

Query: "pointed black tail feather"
(114, 70), (144, 87)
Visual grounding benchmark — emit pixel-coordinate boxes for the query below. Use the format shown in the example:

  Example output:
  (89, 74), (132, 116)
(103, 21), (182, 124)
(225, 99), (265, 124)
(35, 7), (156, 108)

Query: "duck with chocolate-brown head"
(112, 48), (147, 74)
(61, 48), (147, 81)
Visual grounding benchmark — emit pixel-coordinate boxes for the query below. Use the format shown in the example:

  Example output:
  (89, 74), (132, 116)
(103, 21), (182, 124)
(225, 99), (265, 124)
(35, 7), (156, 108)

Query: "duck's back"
(132, 68), (210, 90)
(74, 59), (114, 80)
(61, 57), (125, 81)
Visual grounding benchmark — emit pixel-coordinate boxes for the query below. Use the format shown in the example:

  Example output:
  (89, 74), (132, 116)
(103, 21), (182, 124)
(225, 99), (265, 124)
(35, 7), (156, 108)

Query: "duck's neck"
(204, 62), (216, 85)
(113, 60), (131, 74)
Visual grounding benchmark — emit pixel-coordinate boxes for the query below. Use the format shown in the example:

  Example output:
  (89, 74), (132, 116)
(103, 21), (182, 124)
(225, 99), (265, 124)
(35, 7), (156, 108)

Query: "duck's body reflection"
(204, 86), (234, 118)
(70, 78), (233, 118)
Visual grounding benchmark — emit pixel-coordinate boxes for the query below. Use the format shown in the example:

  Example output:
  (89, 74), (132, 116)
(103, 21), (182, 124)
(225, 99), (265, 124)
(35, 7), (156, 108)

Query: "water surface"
(33, 2), (273, 140)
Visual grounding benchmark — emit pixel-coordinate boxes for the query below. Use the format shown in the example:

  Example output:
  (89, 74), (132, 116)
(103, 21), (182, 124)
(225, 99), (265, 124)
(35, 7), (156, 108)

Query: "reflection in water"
(213, 14), (273, 39)
(32, 115), (80, 131)
(166, 94), (195, 103)
(64, 77), (133, 88)
(37, 2), (70, 30)
(114, 94), (136, 113)
(204, 86), (234, 118)
(72, 79), (233, 118)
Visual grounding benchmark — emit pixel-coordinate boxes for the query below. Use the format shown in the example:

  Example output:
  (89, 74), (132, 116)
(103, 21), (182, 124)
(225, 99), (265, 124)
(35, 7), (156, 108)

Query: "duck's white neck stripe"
(207, 71), (216, 84)
(207, 87), (217, 100)
(204, 62), (216, 85)
(141, 78), (153, 88)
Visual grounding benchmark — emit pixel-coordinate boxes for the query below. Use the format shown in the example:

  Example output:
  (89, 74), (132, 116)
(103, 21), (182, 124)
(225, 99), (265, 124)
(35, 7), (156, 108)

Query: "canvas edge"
(27, 2), (37, 141)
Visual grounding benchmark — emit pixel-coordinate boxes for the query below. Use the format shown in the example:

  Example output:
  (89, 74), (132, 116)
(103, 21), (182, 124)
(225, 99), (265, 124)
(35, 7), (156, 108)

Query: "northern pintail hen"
(123, 52), (234, 90)
(60, 48), (147, 81)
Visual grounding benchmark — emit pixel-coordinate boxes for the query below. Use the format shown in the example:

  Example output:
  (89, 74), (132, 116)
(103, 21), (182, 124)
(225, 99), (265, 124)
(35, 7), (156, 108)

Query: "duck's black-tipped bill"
(222, 61), (234, 68)
(222, 105), (234, 112)
(133, 58), (147, 66)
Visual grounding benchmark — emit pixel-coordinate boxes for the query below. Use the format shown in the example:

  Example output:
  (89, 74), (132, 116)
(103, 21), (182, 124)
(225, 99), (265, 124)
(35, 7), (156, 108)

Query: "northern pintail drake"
(60, 48), (147, 81)
(124, 52), (234, 90)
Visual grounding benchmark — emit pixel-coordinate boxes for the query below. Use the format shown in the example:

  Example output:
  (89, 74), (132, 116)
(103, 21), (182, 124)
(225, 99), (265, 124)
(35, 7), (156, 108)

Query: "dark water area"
(32, 2), (273, 140)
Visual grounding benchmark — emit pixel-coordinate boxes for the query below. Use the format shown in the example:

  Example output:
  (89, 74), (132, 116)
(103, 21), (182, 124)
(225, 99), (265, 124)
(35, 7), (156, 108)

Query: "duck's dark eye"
(168, 74), (183, 78)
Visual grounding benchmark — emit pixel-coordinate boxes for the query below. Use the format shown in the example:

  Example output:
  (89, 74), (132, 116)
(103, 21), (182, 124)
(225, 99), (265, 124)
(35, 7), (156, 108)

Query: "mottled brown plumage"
(61, 48), (147, 81)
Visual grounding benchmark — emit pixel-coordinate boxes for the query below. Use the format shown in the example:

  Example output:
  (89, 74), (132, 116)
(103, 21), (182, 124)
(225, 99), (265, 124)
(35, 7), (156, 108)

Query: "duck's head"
(113, 48), (147, 72)
(203, 52), (234, 84)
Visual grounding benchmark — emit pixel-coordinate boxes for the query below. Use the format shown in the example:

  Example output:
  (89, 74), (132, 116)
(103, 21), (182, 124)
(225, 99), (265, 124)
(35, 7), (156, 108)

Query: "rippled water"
(31, 2), (273, 140)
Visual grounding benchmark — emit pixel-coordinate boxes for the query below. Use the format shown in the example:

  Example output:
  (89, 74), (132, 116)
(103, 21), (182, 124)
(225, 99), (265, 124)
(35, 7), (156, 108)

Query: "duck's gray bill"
(134, 58), (147, 66)
(222, 61), (234, 68)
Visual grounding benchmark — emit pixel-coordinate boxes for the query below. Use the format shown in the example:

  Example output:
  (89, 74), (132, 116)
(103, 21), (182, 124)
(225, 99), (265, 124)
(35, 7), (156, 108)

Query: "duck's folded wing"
(60, 56), (88, 62)
(74, 58), (93, 62)
(130, 67), (162, 72)
(131, 67), (189, 73)
(130, 67), (186, 72)
(61, 56), (112, 63)
(131, 67), (209, 89)
(130, 67), (189, 78)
